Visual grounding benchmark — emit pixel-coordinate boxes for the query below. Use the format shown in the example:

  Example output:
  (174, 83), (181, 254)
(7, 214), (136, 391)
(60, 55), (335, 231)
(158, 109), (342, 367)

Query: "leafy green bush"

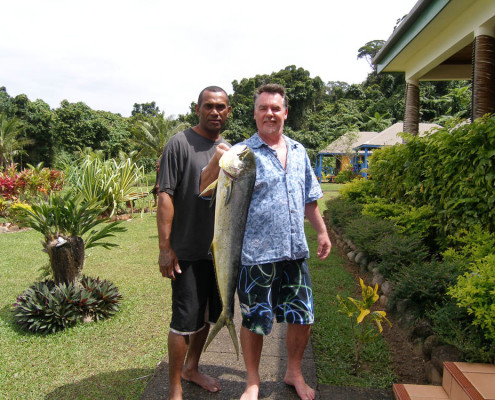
(375, 232), (430, 278)
(429, 302), (495, 363)
(369, 115), (495, 240)
(388, 204), (438, 241)
(335, 167), (360, 184)
(12, 276), (123, 334)
(361, 197), (408, 219)
(442, 225), (495, 267)
(6, 201), (32, 224)
(388, 259), (461, 318)
(448, 254), (495, 341)
(339, 178), (377, 203)
(325, 198), (363, 230)
(344, 215), (397, 259)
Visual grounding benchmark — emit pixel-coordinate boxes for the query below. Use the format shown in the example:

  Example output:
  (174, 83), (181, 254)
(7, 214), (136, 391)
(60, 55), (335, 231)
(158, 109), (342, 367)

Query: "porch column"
(404, 78), (419, 136)
(472, 28), (495, 120)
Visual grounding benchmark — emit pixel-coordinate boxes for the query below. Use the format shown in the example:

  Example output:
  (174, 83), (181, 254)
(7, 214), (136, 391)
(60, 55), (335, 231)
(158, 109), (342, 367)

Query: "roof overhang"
(374, 0), (495, 82)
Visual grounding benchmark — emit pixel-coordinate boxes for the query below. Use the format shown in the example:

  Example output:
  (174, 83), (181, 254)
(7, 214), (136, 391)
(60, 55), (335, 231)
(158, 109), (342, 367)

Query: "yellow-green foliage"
(7, 202), (32, 223)
(448, 255), (495, 341)
(338, 177), (375, 203)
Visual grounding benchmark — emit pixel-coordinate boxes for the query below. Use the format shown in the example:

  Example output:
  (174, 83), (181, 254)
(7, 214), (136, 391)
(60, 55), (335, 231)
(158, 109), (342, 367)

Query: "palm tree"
(131, 113), (189, 158)
(0, 113), (33, 170)
(360, 112), (393, 132)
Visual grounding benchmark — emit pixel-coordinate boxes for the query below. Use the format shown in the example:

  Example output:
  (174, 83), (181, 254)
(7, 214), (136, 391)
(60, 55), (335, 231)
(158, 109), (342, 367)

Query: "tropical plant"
(0, 113), (34, 170)
(448, 254), (495, 341)
(337, 278), (391, 374)
(68, 151), (145, 216)
(18, 191), (126, 285)
(131, 113), (189, 158)
(12, 276), (123, 334)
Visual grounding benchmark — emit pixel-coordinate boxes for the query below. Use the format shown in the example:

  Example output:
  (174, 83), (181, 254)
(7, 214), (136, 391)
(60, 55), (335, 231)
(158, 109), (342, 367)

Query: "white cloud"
(1, 0), (417, 117)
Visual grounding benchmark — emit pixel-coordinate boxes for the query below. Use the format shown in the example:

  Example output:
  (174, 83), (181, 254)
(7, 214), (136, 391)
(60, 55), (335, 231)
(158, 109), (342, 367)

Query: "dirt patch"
(328, 229), (427, 385)
(0, 223), (30, 233)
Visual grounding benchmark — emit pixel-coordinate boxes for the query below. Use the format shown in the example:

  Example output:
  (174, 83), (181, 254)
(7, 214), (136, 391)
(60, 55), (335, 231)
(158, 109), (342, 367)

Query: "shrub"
(369, 115), (495, 240)
(339, 178), (377, 203)
(442, 225), (495, 267)
(361, 198), (408, 219)
(12, 276), (123, 334)
(344, 215), (397, 258)
(375, 232), (430, 278)
(6, 202), (33, 224)
(325, 198), (363, 230)
(0, 165), (64, 202)
(335, 168), (360, 184)
(388, 259), (461, 318)
(448, 254), (495, 341)
(429, 302), (495, 363)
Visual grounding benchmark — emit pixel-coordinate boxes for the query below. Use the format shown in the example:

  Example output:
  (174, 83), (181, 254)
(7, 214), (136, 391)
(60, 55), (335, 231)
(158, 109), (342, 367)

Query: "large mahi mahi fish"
(202, 144), (256, 359)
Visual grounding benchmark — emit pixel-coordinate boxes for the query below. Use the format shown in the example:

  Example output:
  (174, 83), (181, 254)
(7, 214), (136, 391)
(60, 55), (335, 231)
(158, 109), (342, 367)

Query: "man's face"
(196, 91), (231, 134)
(254, 92), (288, 137)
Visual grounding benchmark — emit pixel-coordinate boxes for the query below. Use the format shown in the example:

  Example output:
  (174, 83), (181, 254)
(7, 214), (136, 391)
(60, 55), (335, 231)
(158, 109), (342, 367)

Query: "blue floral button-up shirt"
(241, 133), (323, 265)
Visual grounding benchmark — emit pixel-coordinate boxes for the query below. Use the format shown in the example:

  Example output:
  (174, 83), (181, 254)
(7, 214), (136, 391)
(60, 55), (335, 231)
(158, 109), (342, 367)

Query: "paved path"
(139, 298), (394, 400)
(140, 297), (318, 400)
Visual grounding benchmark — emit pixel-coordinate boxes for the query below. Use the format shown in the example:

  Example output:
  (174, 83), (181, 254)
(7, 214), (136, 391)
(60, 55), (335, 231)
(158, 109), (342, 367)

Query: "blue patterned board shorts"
(237, 259), (314, 335)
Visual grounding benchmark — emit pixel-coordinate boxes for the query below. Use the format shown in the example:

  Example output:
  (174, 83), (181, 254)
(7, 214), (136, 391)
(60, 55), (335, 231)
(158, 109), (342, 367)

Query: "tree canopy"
(0, 43), (472, 169)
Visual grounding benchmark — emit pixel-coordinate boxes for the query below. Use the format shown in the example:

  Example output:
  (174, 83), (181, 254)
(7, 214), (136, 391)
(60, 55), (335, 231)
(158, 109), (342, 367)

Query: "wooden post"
(404, 79), (420, 136)
(472, 33), (495, 120)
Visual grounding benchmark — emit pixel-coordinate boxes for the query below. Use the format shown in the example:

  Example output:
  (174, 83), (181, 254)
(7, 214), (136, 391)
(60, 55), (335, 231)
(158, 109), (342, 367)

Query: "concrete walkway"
(139, 297), (394, 400)
(140, 296), (317, 400)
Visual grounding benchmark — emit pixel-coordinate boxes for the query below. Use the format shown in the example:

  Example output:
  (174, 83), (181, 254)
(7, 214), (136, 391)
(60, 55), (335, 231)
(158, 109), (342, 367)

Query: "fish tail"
(226, 317), (240, 360)
(203, 311), (240, 360)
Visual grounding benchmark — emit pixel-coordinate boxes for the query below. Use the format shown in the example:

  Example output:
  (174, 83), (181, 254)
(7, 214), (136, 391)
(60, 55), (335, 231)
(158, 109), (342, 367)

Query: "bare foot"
(240, 383), (259, 400)
(285, 373), (315, 400)
(181, 369), (221, 393)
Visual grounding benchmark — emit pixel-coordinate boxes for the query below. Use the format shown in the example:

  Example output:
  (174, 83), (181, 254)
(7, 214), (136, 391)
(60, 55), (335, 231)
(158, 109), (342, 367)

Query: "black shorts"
(170, 260), (222, 335)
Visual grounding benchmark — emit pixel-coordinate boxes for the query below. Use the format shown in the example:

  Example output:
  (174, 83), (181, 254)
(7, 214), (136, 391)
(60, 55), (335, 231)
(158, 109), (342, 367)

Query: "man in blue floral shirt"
(238, 84), (331, 400)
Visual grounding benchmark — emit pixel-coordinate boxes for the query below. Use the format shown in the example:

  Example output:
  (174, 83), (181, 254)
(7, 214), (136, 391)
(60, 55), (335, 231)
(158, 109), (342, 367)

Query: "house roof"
(357, 122), (441, 147)
(318, 131), (377, 155)
(318, 123), (442, 155)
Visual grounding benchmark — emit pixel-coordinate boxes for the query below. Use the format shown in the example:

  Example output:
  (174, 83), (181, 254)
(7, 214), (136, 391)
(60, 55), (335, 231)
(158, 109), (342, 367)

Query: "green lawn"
(0, 214), (168, 400)
(0, 184), (396, 398)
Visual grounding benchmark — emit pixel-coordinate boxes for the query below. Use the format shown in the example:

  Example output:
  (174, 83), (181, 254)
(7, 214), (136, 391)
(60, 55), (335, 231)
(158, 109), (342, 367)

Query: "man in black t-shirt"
(157, 86), (231, 400)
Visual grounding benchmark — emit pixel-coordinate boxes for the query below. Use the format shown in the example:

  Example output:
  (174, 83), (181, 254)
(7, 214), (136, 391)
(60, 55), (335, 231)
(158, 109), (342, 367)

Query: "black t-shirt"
(158, 128), (228, 260)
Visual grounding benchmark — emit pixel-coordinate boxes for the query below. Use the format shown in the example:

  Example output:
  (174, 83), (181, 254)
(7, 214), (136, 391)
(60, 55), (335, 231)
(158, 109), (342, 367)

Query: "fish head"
(219, 144), (255, 178)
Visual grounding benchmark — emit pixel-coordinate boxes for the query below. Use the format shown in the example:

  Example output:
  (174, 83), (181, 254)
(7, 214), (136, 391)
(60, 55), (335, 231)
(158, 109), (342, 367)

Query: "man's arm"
(305, 200), (331, 260)
(157, 191), (181, 279)
(199, 143), (230, 195)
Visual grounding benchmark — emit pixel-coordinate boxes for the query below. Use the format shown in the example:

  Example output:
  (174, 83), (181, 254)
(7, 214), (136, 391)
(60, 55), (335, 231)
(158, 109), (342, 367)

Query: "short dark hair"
(254, 84), (288, 109)
(198, 86), (229, 107)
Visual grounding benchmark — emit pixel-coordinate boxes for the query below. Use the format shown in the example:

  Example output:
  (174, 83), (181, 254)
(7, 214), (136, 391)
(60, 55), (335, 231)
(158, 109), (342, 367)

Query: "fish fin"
(203, 312), (239, 360)
(226, 318), (240, 360)
(199, 179), (217, 208)
(224, 181), (233, 205)
(199, 179), (218, 197)
(203, 313), (226, 353)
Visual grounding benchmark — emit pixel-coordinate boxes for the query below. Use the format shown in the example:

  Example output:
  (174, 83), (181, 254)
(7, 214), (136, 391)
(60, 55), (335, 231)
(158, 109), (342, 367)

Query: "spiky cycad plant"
(18, 191), (126, 285)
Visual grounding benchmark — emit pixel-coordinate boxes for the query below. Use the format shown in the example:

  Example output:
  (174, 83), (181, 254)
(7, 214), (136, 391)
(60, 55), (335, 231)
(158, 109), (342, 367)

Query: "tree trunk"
(46, 236), (85, 285)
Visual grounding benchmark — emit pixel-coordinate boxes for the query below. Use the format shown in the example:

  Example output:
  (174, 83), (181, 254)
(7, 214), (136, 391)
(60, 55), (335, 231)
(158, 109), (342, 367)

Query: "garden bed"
(327, 226), (428, 385)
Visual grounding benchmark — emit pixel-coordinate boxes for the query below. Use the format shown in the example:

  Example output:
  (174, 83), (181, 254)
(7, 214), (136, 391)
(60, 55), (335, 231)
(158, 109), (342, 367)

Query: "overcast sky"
(1, 0), (418, 117)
